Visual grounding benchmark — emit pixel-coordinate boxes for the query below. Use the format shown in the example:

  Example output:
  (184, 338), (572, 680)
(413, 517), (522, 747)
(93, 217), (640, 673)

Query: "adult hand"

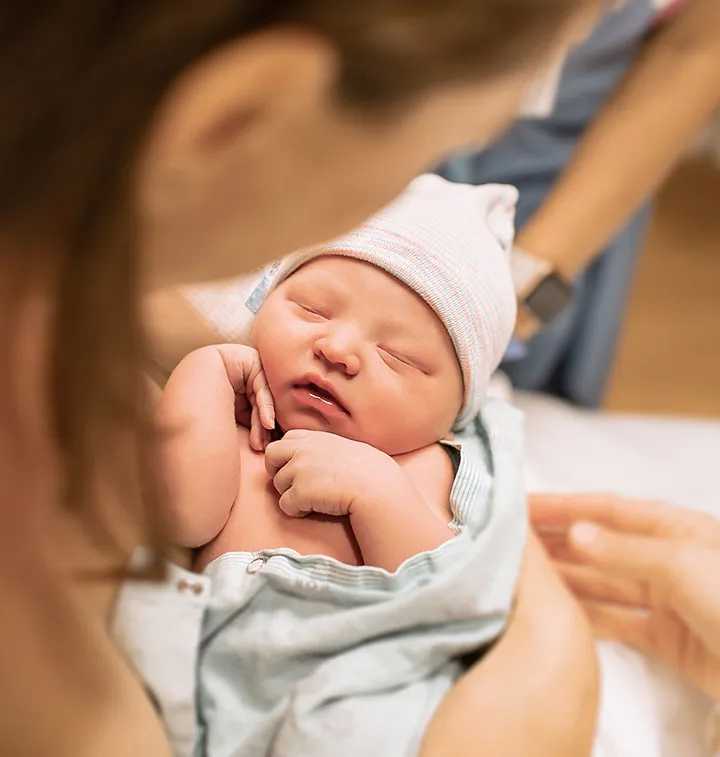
(420, 534), (599, 757)
(531, 493), (720, 700)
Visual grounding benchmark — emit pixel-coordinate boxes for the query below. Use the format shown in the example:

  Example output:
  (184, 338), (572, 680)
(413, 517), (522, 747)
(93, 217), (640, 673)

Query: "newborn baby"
(161, 258), (464, 573)
(155, 175), (526, 757)
(158, 175), (517, 573)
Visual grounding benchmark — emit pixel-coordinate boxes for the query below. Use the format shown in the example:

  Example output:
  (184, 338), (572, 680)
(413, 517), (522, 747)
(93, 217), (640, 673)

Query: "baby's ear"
(475, 184), (518, 259)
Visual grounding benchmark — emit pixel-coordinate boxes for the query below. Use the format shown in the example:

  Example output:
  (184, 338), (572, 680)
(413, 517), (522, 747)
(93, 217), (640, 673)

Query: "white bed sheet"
(514, 391), (718, 757)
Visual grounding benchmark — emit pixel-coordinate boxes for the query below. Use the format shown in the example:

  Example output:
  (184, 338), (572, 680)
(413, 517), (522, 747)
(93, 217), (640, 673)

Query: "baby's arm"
(349, 445), (455, 571)
(156, 345), (272, 548)
(265, 432), (454, 571)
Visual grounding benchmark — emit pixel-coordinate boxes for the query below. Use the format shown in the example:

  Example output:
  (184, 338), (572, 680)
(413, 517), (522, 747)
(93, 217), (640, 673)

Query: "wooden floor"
(605, 158), (720, 417)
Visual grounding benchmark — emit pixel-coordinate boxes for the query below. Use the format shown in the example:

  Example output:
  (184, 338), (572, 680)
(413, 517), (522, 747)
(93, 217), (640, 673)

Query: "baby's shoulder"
(393, 443), (455, 518)
(393, 442), (453, 469)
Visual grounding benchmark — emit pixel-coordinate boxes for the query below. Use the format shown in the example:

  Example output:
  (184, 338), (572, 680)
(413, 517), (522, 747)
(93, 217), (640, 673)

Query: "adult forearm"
(419, 623), (598, 756)
(145, 289), (222, 379)
(419, 535), (600, 757)
(519, 0), (720, 278)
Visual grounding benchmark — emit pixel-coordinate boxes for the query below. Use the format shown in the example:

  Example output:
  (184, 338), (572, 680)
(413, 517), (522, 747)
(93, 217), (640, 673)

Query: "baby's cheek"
(265, 367), (288, 412)
(364, 405), (438, 456)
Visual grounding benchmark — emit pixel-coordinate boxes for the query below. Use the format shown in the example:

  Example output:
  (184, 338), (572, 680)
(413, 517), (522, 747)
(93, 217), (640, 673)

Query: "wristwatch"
(510, 246), (573, 327)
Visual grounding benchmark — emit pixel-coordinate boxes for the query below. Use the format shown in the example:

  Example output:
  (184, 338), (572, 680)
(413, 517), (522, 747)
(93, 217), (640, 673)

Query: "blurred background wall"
(606, 136), (720, 417)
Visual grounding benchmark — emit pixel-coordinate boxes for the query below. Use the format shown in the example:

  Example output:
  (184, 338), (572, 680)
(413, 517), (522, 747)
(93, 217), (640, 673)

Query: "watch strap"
(510, 246), (553, 299)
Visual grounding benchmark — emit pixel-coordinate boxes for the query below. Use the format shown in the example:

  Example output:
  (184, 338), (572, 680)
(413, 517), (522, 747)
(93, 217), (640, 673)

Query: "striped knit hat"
(247, 175), (518, 429)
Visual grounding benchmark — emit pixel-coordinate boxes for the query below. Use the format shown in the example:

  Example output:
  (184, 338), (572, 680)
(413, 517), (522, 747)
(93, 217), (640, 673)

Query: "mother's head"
(0, 0), (593, 520)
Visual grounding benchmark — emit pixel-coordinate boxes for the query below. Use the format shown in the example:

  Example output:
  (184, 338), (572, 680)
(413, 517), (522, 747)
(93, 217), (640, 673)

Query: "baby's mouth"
(293, 381), (350, 416)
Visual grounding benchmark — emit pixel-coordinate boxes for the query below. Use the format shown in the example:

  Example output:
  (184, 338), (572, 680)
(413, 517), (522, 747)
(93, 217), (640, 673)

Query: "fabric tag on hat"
(246, 259), (283, 314)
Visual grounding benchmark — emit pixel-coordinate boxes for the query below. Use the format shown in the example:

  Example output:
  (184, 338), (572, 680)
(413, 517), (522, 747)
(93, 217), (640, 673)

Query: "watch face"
(525, 273), (573, 325)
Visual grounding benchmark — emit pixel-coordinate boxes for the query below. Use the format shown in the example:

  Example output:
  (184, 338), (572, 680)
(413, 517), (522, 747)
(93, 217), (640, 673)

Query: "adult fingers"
(529, 492), (621, 531)
(536, 525), (651, 606)
(556, 562), (649, 608)
(580, 601), (720, 699)
(569, 524), (716, 623)
(573, 525), (720, 655)
(530, 493), (720, 545)
(535, 529), (577, 563)
(580, 601), (657, 656)
(569, 522), (682, 587)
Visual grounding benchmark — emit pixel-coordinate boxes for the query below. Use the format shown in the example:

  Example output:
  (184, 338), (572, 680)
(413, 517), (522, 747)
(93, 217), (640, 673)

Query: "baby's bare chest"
(199, 428), (363, 568)
(198, 429), (455, 570)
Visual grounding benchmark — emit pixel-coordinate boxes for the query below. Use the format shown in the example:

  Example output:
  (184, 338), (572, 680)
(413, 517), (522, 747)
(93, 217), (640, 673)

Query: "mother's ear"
(140, 29), (337, 210)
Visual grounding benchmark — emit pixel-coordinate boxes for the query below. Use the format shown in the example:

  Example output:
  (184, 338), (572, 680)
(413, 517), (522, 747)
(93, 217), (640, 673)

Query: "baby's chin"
(276, 407), (440, 457)
(276, 405), (370, 444)
(275, 406), (341, 435)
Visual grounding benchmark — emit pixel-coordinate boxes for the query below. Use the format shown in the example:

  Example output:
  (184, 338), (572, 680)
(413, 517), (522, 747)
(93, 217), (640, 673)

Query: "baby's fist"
(264, 430), (397, 518)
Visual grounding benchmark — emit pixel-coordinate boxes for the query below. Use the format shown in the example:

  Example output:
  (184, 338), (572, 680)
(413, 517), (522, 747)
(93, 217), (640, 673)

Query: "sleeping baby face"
(253, 256), (463, 456)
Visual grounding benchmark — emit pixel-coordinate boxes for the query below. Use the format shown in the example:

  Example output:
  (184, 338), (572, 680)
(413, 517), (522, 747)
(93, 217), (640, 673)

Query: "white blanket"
(514, 390), (718, 757)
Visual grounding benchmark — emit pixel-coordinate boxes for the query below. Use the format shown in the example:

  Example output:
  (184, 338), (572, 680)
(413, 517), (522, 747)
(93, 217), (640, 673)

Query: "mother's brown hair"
(0, 1), (584, 560)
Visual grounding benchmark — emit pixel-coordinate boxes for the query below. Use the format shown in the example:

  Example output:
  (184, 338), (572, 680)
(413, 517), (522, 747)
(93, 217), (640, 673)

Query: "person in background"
(0, 2), (600, 756)
(441, 0), (720, 407)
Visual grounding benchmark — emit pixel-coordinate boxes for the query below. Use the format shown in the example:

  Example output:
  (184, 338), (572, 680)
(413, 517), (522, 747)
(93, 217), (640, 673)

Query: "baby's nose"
(313, 334), (360, 376)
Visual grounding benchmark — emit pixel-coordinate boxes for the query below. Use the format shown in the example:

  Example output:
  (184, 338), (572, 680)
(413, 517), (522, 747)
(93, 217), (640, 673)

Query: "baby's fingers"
(252, 371), (275, 430)
(249, 404), (270, 452)
(257, 393), (275, 432)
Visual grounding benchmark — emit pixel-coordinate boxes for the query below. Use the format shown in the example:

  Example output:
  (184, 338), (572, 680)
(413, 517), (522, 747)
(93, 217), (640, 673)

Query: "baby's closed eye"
(377, 347), (426, 374)
(292, 300), (330, 320)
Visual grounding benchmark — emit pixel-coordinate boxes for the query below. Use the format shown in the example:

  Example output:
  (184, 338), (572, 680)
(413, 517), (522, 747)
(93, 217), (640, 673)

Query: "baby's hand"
(264, 430), (400, 518)
(215, 344), (275, 451)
